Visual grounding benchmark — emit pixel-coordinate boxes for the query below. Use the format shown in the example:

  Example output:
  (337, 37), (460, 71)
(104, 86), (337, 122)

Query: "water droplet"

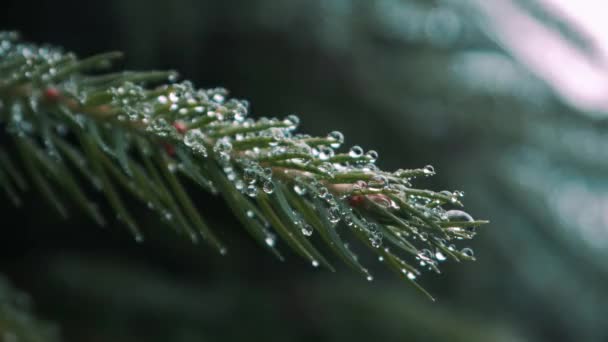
(366, 275), (374, 281)
(423, 164), (435, 175)
(318, 146), (334, 160)
(214, 138), (232, 161)
(243, 168), (257, 184)
(327, 131), (344, 148)
(235, 180), (245, 191)
(184, 129), (208, 156)
(349, 145), (364, 158)
(284, 114), (300, 128)
(461, 247), (474, 258)
(318, 187), (329, 199)
(262, 181), (275, 194)
(328, 206), (341, 224)
(263, 167), (272, 178)
(312, 260), (319, 267)
(365, 150), (378, 162)
(446, 209), (474, 222)
(264, 235), (276, 247)
(435, 250), (447, 261)
(407, 272), (417, 280)
(293, 184), (307, 195)
(246, 210), (255, 218)
(246, 184), (258, 197)
(265, 236), (276, 247)
(368, 175), (388, 189)
(370, 235), (382, 248)
(301, 224), (313, 236)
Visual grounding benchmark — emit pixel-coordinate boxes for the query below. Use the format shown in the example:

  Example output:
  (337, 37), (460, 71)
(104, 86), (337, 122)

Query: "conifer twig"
(0, 31), (488, 298)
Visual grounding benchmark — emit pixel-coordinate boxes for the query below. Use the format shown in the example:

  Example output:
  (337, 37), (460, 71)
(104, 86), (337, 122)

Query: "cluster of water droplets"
(109, 82), (150, 123)
(233, 161), (276, 198)
(0, 34), (71, 88)
(0, 32), (485, 278)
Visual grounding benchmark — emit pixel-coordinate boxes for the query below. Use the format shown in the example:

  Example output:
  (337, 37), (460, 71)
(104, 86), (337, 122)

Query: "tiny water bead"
(368, 175), (388, 189)
(262, 181), (275, 194)
(365, 150), (378, 162)
(214, 138), (233, 161)
(284, 114), (300, 128)
(445, 209), (474, 222)
(327, 131), (344, 148)
(301, 223), (313, 236)
(265, 234), (276, 247)
(328, 206), (341, 224)
(461, 247), (474, 258)
(318, 146), (334, 160)
(423, 164), (435, 175)
(243, 168), (257, 184)
(349, 145), (364, 158)
(293, 184), (307, 195)
(183, 129), (207, 156)
(246, 184), (258, 197)
(317, 186), (329, 199)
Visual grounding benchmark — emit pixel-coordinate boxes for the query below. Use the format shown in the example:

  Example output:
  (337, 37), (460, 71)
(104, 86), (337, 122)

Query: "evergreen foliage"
(0, 31), (486, 299)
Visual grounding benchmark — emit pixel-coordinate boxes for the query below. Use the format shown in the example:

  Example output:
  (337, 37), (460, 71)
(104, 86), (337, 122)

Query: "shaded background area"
(1, 0), (607, 341)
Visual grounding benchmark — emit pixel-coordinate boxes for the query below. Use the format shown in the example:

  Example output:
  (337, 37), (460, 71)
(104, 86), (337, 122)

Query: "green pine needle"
(0, 31), (487, 297)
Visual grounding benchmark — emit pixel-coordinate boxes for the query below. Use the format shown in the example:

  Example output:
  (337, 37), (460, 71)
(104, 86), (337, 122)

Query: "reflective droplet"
(265, 235), (276, 247)
(284, 114), (300, 128)
(243, 168), (257, 184)
(293, 184), (307, 195)
(318, 146), (334, 160)
(301, 224), (313, 236)
(461, 247), (474, 258)
(349, 145), (363, 158)
(262, 181), (275, 194)
(423, 164), (435, 175)
(318, 187), (329, 199)
(246, 184), (258, 197)
(184, 129), (208, 156)
(368, 175), (388, 189)
(365, 150), (378, 162)
(446, 209), (474, 222)
(328, 207), (341, 224)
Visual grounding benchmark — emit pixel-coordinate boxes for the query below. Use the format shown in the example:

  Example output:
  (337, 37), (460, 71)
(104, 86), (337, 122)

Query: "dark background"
(1, 0), (607, 341)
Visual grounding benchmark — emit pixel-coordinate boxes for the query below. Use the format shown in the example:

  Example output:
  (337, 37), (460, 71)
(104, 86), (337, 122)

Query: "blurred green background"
(2, 0), (607, 341)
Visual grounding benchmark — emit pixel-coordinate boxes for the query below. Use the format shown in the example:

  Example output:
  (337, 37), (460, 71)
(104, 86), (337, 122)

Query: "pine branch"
(0, 31), (487, 299)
